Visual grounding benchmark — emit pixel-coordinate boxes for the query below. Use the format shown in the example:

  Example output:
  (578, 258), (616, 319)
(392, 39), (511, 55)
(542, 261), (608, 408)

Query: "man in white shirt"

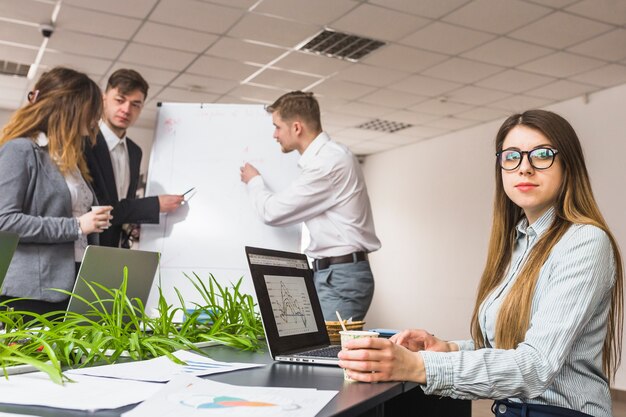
(240, 91), (381, 321)
(85, 69), (183, 247)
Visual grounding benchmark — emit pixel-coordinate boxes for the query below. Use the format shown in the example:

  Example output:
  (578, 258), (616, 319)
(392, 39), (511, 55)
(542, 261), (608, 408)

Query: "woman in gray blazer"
(0, 67), (113, 315)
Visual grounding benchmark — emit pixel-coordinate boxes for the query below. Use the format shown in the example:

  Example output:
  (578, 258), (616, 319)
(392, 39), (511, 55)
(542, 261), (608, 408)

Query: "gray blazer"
(0, 138), (98, 302)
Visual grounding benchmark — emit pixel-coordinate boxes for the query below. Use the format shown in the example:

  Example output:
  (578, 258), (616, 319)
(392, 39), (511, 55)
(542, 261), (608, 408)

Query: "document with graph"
(265, 274), (318, 336)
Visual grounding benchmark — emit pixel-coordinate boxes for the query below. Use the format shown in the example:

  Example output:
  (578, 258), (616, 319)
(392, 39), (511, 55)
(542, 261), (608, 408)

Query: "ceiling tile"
(362, 44), (448, 73)
(206, 38), (286, 65)
(369, 0), (472, 19)
(56, 6), (142, 40)
(383, 110), (439, 125)
(150, 0), (244, 34)
(332, 3), (431, 42)
(570, 64), (626, 88)
(104, 63), (178, 88)
(171, 73), (238, 95)
(253, 0), (357, 25)
(214, 95), (259, 105)
(228, 13), (319, 48)
(423, 116), (478, 130)
(48, 30), (126, 59)
(186, 55), (259, 81)
(524, 0), (578, 7)
(525, 79), (596, 101)
(446, 85), (511, 105)
(0, 0), (55, 23)
(249, 68), (322, 90)
(421, 58), (503, 83)
(0, 43), (37, 65)
(509, 11), (612, 49)
(62, 0), (158, 19)
(334, 64), (409, 87)
(316, 95), (350, 112)
(228, 83), (288, 102)
(409, 99), (473, 116)
(358, 89), (426, 109)
(374, 132), (425, 146)
(455, 106), (509, 122)
(321, 112), (370, 128)
(475, 69), (554, 93)
(567, 29), (626, 62)
(519, 52), (605, 77)
(400, 22), (494, 55)
(154, 86), (220, 104)
(461, 37), (553, 67)
(118, 43), (197, 71)
(273, 51), (352, 77)
(399, 125), (446, 138)
(489, 94), (554, 112)
(203, 0), (258, 8)
(335, 127), (386, 141)
(565, 0), (626, 25)
(0, 21), (42, 47)
(389, 75), (462, 97)
(333, 101), (394, 118)
(133, 22), (219, 53)
(313, 79), (377, 100)
(40, 51), (112, 76)
(443, 0), (551, 34)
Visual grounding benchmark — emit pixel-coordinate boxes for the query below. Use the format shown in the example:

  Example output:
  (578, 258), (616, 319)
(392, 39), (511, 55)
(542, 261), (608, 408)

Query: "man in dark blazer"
(85, 69), (183, 248)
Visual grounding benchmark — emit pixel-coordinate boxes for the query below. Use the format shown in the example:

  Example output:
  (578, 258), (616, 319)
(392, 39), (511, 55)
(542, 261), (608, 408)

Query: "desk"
(0, 344), (469, 417)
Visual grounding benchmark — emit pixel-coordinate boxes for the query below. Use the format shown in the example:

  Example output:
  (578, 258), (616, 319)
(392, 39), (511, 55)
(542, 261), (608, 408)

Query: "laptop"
(0, 231), (19, 290)
(245, 246), (341, 365)
(66, 245), (160, 317)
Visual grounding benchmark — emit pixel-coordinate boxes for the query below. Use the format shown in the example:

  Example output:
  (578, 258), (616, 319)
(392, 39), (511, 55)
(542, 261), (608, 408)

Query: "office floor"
(472, 394), (626, 416)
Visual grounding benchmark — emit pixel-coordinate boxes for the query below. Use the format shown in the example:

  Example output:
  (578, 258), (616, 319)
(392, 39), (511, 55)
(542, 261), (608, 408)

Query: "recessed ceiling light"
(299, 29), (386, 62)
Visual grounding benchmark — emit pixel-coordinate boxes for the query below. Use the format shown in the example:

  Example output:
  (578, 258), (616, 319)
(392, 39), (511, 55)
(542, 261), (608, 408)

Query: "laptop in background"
(245, 246), (341, 366)
(0, 231), (19, 290)
(66, 245), (160, 317)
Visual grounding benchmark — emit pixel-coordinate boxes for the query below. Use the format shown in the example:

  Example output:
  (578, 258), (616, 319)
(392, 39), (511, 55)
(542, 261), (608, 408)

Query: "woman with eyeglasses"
(338, 110), (622, 417)
(0, 67), (113, 315)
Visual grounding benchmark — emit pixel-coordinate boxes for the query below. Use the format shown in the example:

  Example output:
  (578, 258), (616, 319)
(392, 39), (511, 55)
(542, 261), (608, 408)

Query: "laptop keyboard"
(301, 345), (342, 358)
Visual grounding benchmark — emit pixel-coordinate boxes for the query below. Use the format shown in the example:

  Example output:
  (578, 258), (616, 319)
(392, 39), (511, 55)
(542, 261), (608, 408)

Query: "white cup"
(339, 330), (379, 381)
(91, 205), (112, 229)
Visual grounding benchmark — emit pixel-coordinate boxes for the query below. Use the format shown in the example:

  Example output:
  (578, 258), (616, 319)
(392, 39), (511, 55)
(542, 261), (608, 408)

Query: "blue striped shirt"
(420, 207), (615, 417)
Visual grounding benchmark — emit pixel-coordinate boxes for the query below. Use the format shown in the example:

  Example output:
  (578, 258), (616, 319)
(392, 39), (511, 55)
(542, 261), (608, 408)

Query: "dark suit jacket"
(84, 130), (159, 247)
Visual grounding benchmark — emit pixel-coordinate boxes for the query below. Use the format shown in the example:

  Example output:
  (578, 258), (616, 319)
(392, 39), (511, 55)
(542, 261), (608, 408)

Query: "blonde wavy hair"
(0, 67), (102, 179)
(470, 109), (623, 380)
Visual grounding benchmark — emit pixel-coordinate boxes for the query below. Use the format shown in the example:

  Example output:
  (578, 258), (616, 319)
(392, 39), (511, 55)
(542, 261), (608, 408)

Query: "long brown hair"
(470, 110), (623, 380)
(0, 67), (102, 178)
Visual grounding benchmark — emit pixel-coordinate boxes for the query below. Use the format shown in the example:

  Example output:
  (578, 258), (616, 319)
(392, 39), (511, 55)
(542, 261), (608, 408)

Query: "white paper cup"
(340, 330), (379, 381)
(91, 205), (112, 229)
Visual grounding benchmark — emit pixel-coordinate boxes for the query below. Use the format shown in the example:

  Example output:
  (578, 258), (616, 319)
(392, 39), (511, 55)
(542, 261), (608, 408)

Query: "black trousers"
(492, 400), (593, 417)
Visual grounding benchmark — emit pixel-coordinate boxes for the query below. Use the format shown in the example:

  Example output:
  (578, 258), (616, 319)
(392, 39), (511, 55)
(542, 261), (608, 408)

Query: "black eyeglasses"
(496, 147), (559, 171)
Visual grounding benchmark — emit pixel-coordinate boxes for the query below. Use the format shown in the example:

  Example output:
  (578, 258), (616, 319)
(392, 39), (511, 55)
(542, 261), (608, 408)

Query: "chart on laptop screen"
(265, 275), (318, 337)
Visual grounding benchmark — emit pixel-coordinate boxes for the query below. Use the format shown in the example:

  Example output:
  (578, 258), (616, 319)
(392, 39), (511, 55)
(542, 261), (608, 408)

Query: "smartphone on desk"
(369, 328), (399, 338)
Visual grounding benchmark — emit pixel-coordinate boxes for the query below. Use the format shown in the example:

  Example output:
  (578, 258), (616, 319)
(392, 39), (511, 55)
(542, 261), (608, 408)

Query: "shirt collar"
(99, 120), (127, 152)
(515, 206), (556, 239)
(298, 132), (330, 168)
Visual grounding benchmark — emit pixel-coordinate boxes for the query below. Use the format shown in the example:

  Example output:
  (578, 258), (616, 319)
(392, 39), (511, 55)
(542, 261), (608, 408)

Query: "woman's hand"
(391, 329), (457, 352)
(337, 337), (426, 383)
(78, 206), (113, 234)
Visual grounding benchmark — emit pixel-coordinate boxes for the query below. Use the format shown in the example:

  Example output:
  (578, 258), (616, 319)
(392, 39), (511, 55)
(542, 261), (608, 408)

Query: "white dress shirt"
(100, 120), (130, 200)
(36, 132), (91, 261)
(246, 132), (381, 259)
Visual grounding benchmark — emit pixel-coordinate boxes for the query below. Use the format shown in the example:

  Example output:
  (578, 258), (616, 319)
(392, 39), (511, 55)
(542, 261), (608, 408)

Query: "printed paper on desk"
(122, 374), (338, 417)
(67, 350), (264, 382)
(0, 372), (161, 410)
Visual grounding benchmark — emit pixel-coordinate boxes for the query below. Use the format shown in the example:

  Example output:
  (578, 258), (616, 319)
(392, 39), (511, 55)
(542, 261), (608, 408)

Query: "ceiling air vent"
(300, 29), (386, 62)
(356, 118), (412, 133)
(0, 60), (30, 77)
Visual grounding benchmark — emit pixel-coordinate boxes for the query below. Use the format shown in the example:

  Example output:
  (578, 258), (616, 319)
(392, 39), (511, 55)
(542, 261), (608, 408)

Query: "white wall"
(0, 108), (13, 129)
(362, 83), (626, 390)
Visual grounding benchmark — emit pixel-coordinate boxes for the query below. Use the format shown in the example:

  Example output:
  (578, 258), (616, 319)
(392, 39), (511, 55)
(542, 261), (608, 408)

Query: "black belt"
(313, 251), (367, 271)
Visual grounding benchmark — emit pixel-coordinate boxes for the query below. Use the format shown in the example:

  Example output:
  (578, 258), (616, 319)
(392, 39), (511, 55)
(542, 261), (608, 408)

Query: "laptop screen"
(67, 246), (160, 317)
(0, 231), (19, 290)
(245, 246), (330, 357)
